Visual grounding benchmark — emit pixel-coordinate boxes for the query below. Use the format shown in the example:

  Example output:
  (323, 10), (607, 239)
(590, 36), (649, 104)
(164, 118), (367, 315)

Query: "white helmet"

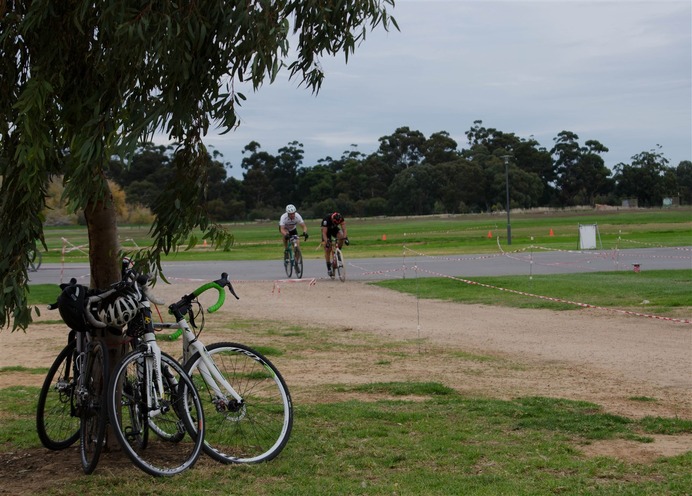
(285, 204), (297, 214)
(96, 287), (140, 328)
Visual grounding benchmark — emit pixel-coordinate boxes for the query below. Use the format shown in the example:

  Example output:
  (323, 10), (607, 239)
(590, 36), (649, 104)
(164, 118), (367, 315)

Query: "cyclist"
(321, 212), (348, 277)
(279, 204), (308, 255)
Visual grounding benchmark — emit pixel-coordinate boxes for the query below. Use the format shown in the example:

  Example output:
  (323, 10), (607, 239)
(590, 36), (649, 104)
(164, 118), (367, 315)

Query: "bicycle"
(106, 274), (206, 477)
(28, 248), (42, 272)
(152, 273), (293, 464)
(327, 236), (346, 282)
(37, 280), (110, 475)
(283, 233), (307, 279)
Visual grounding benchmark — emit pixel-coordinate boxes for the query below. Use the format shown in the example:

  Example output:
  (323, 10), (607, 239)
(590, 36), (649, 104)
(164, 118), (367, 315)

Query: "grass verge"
(374, 269), (692, 317)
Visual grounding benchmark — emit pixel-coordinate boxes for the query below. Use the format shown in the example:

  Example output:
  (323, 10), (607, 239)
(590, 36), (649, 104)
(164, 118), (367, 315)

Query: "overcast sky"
(175, 0), (692, 179)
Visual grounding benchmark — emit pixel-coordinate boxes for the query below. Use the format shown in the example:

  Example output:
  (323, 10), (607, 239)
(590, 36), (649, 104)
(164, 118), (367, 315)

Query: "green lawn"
(41, 207), (692, 262)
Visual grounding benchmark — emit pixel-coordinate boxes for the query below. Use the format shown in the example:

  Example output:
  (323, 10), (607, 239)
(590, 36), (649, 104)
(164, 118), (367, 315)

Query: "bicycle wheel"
(294, 246), (303, 279)
(79, 338), (109, 474)
(283, 249), (293, 277)
(28, 249), (42, 272)
(335, 248), (346, 282)
(183, 342), (293, 464)
(36, 339), (79, 450)
(108, 350), (204, 477)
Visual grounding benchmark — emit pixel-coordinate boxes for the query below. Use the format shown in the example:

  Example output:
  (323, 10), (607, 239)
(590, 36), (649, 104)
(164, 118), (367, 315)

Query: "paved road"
(28, 247), (691, 285)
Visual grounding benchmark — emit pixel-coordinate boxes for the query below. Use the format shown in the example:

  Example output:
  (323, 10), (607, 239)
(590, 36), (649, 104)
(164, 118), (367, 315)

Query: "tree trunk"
(84, 187), (123, 450)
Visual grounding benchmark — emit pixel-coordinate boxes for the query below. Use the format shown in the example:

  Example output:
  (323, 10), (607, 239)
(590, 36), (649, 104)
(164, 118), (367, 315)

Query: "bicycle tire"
(79, 338), (109, 474)
(147, 363), (186, 443)
(294, 246), (303, 279)
(183, 342), (293, 464)
(28, 249), (42, 272)
(36, 339), (80, 450)
(108, 350), (205, 477)
(335, 248), (346, 282)
(283, 249), (293, 278)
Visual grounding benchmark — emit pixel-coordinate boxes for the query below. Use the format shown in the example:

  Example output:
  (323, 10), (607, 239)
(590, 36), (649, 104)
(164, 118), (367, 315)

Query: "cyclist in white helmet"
(279, 204), (308, 252)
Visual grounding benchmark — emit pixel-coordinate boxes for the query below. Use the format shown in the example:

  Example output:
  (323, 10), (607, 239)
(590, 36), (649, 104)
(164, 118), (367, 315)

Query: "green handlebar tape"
(192, 282), (226, 313)
(162, 328), (183, 341)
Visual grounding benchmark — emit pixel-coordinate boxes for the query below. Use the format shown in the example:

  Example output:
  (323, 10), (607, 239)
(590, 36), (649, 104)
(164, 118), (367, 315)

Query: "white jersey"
(279, 212), (304, 231)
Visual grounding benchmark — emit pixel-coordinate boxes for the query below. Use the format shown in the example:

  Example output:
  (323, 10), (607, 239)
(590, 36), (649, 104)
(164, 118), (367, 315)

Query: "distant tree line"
(106, 121), (692, 221)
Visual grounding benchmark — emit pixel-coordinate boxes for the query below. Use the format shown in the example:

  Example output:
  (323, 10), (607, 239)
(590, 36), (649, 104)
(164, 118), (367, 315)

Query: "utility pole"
(501, 155), (512, 245)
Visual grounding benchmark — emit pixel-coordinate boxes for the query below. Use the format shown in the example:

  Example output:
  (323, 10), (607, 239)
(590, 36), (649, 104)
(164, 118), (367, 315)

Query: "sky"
(165, 0), (692, 179)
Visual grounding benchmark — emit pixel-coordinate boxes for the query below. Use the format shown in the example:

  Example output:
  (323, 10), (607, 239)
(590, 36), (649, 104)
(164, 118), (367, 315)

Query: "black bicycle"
(36, 281), (110, 475)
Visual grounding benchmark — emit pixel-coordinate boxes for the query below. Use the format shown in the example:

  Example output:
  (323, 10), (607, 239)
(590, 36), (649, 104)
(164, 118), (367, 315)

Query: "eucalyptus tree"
(377, 126), (427, 172)
(465, 120), (554, 204)
(675, 161), (692, 205)
(614, 148), (673, 207)
(551, 131), (612, 206)
(0, 0), (397, 330)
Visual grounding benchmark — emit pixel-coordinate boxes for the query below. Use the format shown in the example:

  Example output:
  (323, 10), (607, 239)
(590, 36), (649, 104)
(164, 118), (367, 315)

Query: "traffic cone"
(203, 239), (208, 247)
(549, 228), (554, 237)
(382, 234), (387, 241)
(487, 231), (492, 238)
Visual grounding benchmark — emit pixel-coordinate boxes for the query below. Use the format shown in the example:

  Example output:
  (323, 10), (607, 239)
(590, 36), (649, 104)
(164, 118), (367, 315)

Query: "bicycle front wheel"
(283, 249), (293, 277)
(36, 339), (79, 450)
(108, 350), (205, 477)
(79, 338), (109, 474)
(335, 248), (346, 282)
(183, 342), (293, 464)
(294, 246), (303, 279)
(28, 249), (42, 272)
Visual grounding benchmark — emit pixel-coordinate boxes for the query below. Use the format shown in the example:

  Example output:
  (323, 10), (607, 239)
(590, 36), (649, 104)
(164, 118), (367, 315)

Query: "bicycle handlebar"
(160, 273), (239, 341)
(191, 272), (239, 313)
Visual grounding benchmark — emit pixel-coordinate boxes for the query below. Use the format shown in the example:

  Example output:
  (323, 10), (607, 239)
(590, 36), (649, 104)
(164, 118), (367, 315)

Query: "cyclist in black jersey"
(320, 212), (348, 277)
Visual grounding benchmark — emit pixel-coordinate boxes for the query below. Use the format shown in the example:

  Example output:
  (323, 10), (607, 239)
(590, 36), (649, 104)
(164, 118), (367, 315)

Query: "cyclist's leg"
(183, 342), (293, 464)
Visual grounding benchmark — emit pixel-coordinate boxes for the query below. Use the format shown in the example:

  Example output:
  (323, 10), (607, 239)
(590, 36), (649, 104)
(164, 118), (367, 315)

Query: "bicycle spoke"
(36, 340), (80, 450)
(184, 342), (292, 464)
(108, 350), (204, 477)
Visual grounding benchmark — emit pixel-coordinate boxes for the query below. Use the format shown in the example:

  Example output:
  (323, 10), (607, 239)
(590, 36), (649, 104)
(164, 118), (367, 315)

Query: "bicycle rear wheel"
(108, 350), (204, 477)
(335, 248), (346, 282)
(36, 339), (79, 450)
(183, 342), (293, 464)
(283, 249), (293, 277)
(294, 246), (303, 279)
(79, 338), (109, 474)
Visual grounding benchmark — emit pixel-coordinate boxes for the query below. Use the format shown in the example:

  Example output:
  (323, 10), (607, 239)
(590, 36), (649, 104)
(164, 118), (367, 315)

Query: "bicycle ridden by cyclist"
(321, 212), (348, 277)
(279, 204), (309, 254)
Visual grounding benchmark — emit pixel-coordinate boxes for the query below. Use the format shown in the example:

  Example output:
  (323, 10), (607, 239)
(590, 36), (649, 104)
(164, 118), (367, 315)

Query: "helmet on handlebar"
(331, 212), (343, 224)
(286, 204), (297, 214)
(94, 285), (140, 328)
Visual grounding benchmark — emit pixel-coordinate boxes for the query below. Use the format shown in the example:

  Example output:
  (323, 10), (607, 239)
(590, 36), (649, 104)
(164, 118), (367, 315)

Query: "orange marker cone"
(549, 228), (554, 237)
(382, 234), (387, 241)
(487, 231), (493, 238)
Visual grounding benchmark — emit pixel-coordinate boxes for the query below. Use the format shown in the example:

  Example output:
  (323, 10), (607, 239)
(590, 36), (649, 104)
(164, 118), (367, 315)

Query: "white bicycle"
(152, 273), (293, 464)
(105, 275), (206, 477)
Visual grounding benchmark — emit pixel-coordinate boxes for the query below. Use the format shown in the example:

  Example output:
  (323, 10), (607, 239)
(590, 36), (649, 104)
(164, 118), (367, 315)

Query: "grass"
(1, 384), (690, 494)
(374, 269), (692, 317)
(2, 316), (691, 494)
(39, 208), (692, 262)
(4, 209), (689, 493)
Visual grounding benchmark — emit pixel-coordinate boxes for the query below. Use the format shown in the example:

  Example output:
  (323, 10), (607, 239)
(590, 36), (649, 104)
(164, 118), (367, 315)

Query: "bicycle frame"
(153, 318), (243, 406)
(327, 236), (346, 282)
